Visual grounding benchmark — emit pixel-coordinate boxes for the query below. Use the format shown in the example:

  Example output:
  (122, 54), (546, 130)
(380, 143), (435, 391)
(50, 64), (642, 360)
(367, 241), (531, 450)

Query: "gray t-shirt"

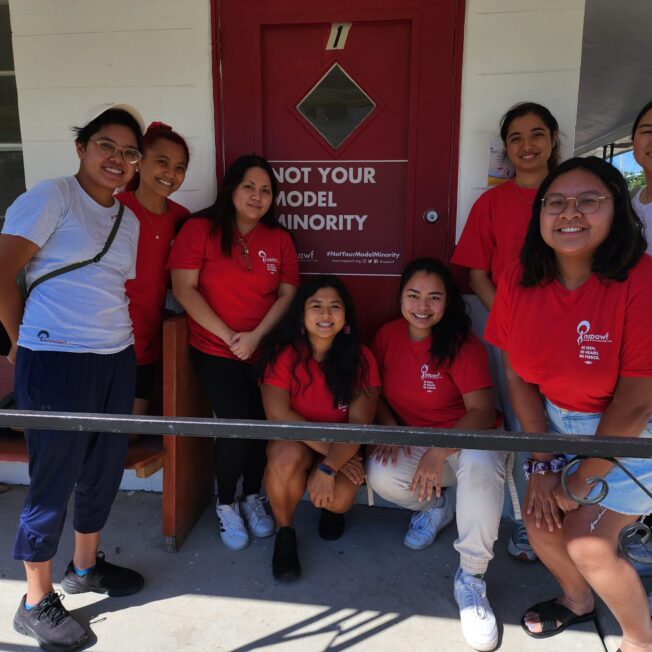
(3, 176), (139, 353)
(632, 188), (652, 255)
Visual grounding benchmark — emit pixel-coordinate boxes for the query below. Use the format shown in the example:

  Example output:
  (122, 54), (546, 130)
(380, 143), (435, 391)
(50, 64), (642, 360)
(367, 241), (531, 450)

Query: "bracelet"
(317, 462), (337, 477)
(522, 455), (567, 480)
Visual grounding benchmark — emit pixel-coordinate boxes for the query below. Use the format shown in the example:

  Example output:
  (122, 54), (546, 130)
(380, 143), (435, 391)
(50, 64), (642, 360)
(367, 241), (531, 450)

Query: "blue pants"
(13, 346), (135, 562)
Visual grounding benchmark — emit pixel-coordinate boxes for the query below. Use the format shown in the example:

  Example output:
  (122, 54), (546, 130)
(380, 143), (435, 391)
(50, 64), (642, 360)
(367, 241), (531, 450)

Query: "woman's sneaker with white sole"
(403, 492), (454, 550)
(239, 494), (275, 538)
(216, 501), (249, 550)
(453, 567), (498, 651)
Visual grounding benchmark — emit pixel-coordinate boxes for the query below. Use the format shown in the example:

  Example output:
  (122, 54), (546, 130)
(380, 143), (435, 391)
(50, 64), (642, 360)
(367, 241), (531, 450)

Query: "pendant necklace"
(236, 225), (258, 271)
(143, 205), (169, 240)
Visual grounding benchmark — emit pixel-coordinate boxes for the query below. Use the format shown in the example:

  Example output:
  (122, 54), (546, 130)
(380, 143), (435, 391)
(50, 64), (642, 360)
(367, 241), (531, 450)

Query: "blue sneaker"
(507, 520), (537, 562)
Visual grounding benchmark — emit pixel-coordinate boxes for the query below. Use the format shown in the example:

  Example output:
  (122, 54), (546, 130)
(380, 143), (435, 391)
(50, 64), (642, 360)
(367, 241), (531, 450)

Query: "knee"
(457, 450), (506, 488)
(366, 459), (407, 504)
(266, 442), (308, 480)
(564, 529), (613, 571)
(523, 510), (560, 550)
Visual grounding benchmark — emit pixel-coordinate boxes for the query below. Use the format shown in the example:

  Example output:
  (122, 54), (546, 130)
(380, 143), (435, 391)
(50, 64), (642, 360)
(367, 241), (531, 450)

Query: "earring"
(344, 324), (351, 335)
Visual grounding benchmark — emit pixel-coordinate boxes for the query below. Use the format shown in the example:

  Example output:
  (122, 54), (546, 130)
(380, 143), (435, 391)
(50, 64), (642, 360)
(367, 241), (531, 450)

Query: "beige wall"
(8, 0), (217, 212)
(456, 0), (585, 240)
(8, 0), (585, 225)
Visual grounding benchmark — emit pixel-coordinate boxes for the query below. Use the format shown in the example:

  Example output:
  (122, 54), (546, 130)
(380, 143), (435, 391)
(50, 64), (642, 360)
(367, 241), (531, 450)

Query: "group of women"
(0, 98), (651, 652)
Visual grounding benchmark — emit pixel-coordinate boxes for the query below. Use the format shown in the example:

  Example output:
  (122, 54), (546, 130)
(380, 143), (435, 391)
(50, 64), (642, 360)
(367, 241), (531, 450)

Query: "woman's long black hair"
(257, 275), (368, 409)
(399, 258), (471, 366)
(187, 154), (280, 255)
(520, 156), (647, 286)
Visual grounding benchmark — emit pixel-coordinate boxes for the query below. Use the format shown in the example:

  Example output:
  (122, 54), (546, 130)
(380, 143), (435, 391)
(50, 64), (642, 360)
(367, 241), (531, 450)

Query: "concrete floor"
(0, 485), (628, 652)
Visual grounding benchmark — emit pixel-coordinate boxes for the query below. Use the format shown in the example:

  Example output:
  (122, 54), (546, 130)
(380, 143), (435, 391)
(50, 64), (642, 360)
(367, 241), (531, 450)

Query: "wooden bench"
(0, 314), (214, 552)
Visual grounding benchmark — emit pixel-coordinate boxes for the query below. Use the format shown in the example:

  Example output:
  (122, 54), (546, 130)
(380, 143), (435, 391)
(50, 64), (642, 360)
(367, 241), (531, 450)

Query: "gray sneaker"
(13, 591), (89, 652)
(507, 520), (537, 562)
(403, 492), (454, 551)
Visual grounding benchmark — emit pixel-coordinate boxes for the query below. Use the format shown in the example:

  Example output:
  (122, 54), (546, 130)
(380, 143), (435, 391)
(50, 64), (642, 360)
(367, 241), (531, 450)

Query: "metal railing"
(1, 407), (651, 561)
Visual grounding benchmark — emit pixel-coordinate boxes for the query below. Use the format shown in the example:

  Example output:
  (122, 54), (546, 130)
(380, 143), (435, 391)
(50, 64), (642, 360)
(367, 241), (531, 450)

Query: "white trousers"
(366, 447), (507, 575)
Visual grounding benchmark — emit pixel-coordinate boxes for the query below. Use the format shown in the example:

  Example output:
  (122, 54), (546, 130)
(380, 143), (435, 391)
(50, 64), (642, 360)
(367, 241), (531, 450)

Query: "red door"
(216, 0), (464, 340)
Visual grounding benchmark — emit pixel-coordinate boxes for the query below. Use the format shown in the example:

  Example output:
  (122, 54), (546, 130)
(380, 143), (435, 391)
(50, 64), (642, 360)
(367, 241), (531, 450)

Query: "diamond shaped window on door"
(297, 63), (375, 149)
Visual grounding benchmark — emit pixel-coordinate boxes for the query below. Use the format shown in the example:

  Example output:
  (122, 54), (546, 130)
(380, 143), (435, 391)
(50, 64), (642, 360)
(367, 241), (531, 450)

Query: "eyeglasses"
(91, 139), (142, 165)
(541, 192), (612, 215)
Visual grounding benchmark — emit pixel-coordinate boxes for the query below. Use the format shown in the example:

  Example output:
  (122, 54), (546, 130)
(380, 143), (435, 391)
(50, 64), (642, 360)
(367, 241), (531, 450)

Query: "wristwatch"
(317, 462), (337, 477)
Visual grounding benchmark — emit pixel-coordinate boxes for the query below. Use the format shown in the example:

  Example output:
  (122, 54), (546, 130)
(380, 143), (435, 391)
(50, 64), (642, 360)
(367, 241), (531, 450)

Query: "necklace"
(235, 226), (258, 271)
(142, 206), (169, 240)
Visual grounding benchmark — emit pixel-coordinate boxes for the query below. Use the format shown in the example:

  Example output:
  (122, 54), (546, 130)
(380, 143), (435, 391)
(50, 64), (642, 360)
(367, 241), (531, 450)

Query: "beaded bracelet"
(522, 455), (567, 480)
(317, 462), (337, 477)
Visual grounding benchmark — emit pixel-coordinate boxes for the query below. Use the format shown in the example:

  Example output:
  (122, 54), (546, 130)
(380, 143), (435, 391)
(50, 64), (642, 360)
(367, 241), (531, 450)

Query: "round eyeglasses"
(541, 192), (612, 215)
(91, 139), (142, 165)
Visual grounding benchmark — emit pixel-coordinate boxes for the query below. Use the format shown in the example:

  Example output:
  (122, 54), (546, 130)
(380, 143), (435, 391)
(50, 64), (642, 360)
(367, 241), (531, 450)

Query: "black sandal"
(521, 598), (595, 638)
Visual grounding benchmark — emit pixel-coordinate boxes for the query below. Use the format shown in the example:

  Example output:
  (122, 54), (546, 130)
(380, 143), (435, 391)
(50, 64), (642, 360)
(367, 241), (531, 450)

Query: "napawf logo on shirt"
(258, 250), (279, 274)
(576, 320), (612, 365)
(420, 363), (442, 393)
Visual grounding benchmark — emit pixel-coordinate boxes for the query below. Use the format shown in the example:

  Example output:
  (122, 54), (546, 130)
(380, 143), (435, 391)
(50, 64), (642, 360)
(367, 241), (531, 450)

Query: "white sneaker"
(403, 493), (454, 551)
(240, 494), (275, 538)
(453, 567), (498, 652)
(216, 502), (249, 550)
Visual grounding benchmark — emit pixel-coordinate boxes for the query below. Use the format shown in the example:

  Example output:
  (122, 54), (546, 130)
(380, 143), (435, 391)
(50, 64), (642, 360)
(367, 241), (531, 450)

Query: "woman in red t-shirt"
(259, 275), (380, 580)
(169, 155), (299, 552)
(366, 258), (503, 652)
(451, 102), (560, 564)
(117, 122), (190, 414)
(452, 102), (560, 307)
(485, 156), (652, 650)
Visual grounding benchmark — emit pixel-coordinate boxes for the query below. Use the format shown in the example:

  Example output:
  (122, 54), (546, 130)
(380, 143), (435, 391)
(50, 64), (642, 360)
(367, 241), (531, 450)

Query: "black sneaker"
(272, 527), (301, 580)
(13, 592), (89, 652)
(60, 551), (144, 597)
(319, 508), (345, 540)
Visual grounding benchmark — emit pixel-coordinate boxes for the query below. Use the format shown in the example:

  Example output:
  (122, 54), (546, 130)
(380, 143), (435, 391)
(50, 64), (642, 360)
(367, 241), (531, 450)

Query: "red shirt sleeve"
(450, 190), (495, 272)
(484, 263), (519, 351)
(361, 346), (381, 389)
(167, 217), (209, 270)
(447, 334), (493, 394)
(262, 346), (294, 391)
(279, 231), (300, 286)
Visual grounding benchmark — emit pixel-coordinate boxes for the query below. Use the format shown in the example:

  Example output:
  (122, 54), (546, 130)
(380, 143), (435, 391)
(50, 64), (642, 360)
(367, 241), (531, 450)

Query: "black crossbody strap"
(25, 203), (125, 299)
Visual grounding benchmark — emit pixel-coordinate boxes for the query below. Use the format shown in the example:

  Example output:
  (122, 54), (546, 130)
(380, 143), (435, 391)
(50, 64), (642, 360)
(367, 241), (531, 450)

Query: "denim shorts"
(544, 398), (652, 515)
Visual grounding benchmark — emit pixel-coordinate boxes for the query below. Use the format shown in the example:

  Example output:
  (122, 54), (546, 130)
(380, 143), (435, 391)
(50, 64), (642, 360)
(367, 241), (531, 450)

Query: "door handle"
(423, 209), (439, 224)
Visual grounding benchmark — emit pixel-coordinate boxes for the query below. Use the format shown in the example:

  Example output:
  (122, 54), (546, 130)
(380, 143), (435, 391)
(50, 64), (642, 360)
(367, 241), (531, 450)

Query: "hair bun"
(147, 121), (173, 132)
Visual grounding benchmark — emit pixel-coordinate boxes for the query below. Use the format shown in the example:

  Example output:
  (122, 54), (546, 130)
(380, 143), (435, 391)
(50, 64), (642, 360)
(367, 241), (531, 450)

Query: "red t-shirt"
(262, 344), (381, 423)
(485, 256), (652, 412)
(451, 180), (537, 285)
(168, 218), (300, 360)
(117, 191), (189, 364)
(373, 319), (494, 428)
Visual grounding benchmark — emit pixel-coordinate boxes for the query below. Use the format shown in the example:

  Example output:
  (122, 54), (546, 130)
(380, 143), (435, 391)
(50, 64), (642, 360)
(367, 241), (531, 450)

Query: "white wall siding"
(9, 0), (216, 212)
(456, 0), (585, 240)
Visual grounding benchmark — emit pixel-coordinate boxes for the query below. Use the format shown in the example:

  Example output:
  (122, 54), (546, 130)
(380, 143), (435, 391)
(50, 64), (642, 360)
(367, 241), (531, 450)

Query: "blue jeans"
(545, 398), (652, 516)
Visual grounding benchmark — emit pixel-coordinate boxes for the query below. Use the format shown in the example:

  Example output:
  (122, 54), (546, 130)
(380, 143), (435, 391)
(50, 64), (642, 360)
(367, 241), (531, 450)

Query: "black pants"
(191, 347), (267, 504)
